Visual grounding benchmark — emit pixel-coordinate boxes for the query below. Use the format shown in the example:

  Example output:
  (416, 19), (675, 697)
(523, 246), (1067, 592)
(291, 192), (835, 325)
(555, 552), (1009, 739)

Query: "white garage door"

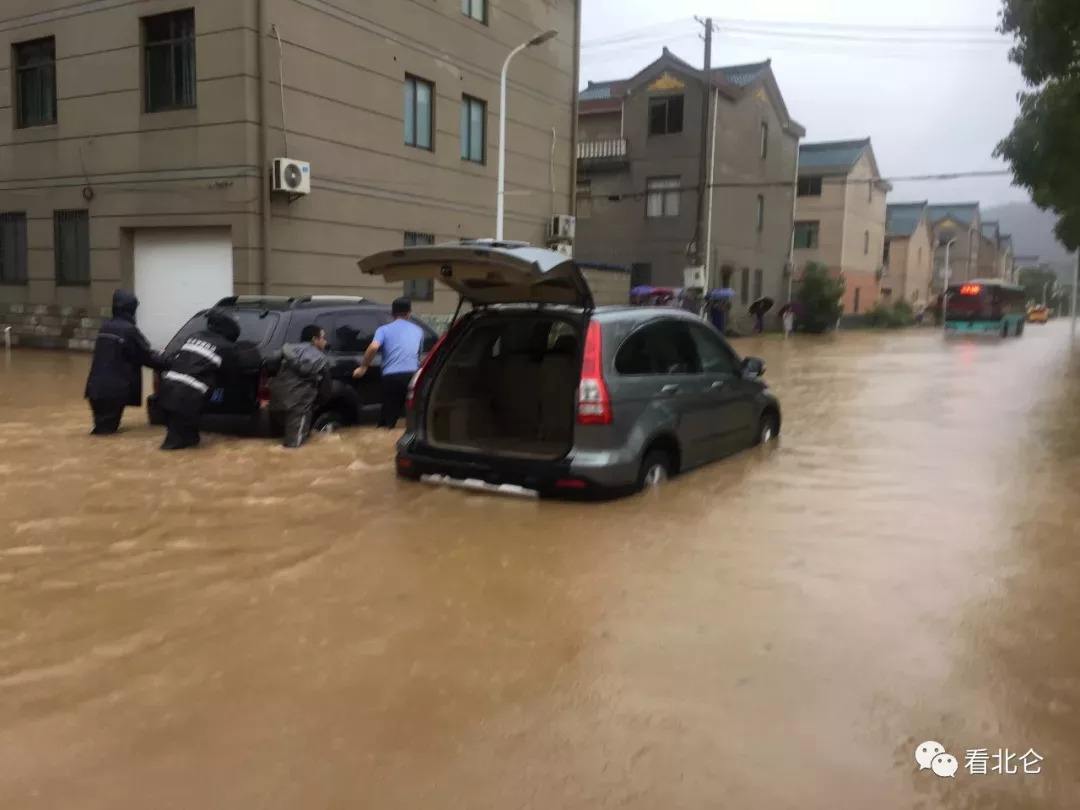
(134, 228), (234, 350)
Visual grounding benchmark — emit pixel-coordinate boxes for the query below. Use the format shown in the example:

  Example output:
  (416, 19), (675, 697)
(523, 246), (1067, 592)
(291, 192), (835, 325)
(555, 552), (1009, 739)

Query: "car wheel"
(757, 412), (779, 445)
(637, 450), (671, 491)
(313, 410), (347, 434)
(1016, 320), (1025, 337)
(1001, 322), (1009, 338)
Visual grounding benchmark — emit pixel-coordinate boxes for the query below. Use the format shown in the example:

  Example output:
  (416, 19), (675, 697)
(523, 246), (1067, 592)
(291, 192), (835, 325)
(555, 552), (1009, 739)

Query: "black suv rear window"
(166, 310), (280, 352)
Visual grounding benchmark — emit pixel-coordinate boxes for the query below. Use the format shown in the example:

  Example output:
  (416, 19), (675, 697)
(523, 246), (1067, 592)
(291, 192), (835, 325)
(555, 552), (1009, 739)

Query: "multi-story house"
(928, 203), (982, 290)
(0, 0), (581, 348)
(999, 234), (1015, 282)
(574, 48), (805, 313)
(792, 138), (889, 315)
(978, 220), (1003, 279)
(883, 201), (934, 307)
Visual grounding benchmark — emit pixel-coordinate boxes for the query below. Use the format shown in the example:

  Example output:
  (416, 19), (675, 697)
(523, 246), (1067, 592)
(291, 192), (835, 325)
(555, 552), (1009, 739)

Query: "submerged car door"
(612, 319), (714, 470)
(685, 323), (756, 456)
(321, 310), (391, 408)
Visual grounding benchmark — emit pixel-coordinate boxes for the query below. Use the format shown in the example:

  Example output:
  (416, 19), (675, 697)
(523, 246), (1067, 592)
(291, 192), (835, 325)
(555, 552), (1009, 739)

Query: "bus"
(943, 280), (1028, 337)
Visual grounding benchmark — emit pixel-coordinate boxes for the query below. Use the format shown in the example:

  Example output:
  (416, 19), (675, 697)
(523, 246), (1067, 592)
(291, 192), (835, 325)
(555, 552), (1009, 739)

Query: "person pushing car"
(352, 297), (423, 429)
(267, 324), (334, 448)
(84, 289), (170, 435)
(156, 308), (244, 451)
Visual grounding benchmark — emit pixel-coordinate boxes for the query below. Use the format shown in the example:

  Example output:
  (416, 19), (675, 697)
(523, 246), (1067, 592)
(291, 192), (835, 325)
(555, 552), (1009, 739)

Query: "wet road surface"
(1, 324), (1079, 809)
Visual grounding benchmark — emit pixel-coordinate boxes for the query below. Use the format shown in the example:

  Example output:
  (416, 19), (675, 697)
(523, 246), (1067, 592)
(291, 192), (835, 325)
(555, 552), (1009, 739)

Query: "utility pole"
(692, 16), (714, 277)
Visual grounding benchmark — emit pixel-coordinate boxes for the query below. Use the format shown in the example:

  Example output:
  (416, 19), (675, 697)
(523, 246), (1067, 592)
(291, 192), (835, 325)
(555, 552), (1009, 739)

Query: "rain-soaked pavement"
(1, 323), (1079, 809)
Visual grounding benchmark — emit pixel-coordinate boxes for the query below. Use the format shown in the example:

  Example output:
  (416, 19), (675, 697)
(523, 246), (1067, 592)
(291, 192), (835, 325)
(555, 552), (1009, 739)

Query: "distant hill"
(982, 201), (1073, 277)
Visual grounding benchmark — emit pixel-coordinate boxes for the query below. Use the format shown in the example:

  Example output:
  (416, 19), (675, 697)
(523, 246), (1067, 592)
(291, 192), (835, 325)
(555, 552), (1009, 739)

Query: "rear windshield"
(447, 316), (581, 369)
(166, 310), (280, 353)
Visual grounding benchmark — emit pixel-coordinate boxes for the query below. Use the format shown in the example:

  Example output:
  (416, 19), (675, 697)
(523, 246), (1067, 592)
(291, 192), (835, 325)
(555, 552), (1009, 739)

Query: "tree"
(796, 262), (845, 333)
(994, 0), (1080, 250)
(1017, 266), (1059, 303)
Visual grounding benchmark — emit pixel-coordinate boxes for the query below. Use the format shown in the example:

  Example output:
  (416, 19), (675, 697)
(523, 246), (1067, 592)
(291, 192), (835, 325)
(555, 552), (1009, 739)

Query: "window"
(759, 122), (768, 159)
(755, 194), (765, 232)
(461, 0), (486, 23)
(630, 263), (652, 287)
(325, 311), (389, 354)
(403, 76), (434, 150)
(740, 268), (750, 304)
(883, 239), (891, 265)
(753, 269), (763, 301)
(54, 210), (90, 286)
(614, 321), (697, 376)
(853, 287), (861, 314)
(793, 220), (819, 249)
(461, 95), (486, 163)
(687, 324), (739, 375)
(403, 231), (435, 301)
(797, 176), (823, 197)
(918, 246), (923, 264)
(169, 311), (280, 352)
(646, 177), (680, 218)
(14, 37), (57, 128)
(0, 213), (28, 285)
(881, 288), (892, 300)
(143, 9), (196, 112)
(576, 180), (592, 219)
(648, 95), (683, 136)
(863, 230), (870, 255)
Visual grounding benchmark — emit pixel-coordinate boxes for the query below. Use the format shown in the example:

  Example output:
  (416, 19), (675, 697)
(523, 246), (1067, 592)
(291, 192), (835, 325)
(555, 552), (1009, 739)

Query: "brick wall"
(0, 304), (107, 351)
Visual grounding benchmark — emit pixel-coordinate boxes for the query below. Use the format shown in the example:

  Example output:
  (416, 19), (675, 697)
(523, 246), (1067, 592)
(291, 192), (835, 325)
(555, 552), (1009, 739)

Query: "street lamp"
(496, 28), (558, 241)
(941, 237), (957, 330)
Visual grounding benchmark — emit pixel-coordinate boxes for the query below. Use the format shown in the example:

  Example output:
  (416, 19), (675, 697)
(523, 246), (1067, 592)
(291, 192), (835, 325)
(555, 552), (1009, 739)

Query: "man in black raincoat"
(84, 290), (170, 435)
(267, 324), (334, 448)
(156, 308), (243, 451)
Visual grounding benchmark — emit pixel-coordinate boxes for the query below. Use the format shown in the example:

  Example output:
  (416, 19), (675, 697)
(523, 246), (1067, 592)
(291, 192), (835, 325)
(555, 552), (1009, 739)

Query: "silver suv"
(359, 241), (781, 498)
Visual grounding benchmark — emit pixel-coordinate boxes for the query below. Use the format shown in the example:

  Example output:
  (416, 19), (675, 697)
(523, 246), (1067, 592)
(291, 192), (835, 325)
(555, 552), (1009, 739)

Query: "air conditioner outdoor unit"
(271, 158), (311, 196)
(549, 214), (576, 241)
(553, 242), (573, 259)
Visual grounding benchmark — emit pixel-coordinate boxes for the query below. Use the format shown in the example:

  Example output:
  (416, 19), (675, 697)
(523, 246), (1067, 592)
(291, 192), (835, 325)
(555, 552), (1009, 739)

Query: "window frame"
(645, 176), (680, 219)
(753, 268), (763, 301)
(53, 209), (90, 287)
(740, 268), (750, 305)
(755, 194), (765, 232)
(13, 37), (57, 129)
(613, 319), (699, 377)
(403, 231), (435, 301)
(0, 213), (29, 285)
(142, 8), (197, 113)
(460, 95), (487, 164)
(647, 95), (684, 136)
(864, 230), (870, 255)
(461, 0), (487, 24)
(403, 75), (434, 151)
(793, 220), (820, 250)
(796, 175), (823, 197)
(759, 121), (768, 159)
(686, 322), (740, 376)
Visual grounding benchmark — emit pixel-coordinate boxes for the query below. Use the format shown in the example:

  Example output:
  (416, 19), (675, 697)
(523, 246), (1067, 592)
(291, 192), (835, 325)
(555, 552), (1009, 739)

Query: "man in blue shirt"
(353, 297), (424, 428)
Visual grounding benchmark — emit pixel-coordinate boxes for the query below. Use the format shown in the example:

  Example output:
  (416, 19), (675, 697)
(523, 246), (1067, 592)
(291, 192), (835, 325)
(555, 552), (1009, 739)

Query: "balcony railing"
(577, 138), (627, 160)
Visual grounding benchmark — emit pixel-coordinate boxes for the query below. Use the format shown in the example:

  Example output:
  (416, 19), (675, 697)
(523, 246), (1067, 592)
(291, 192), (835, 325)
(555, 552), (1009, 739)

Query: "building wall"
(883, 237), (909, 304)
(793, 172), (845, 271)
(905, 216), (934, 304)
(841, 153), (887, 277)
(0, 0), (581, 335)
(977, 235), (1000, 278)
(578, 108), (620, 141)
(931, 215), (981, 288)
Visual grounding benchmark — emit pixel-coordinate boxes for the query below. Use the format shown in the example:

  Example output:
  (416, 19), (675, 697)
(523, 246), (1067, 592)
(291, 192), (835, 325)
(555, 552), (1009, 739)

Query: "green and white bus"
(943, 280), (1028, 337)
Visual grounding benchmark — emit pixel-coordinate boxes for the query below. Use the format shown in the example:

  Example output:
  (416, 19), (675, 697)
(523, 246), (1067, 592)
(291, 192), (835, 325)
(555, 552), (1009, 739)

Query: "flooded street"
(2, 324), (1079, 809)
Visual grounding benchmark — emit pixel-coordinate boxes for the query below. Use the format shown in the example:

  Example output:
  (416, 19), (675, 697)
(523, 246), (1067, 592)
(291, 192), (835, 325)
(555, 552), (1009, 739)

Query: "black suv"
(147, 296), (440, 434)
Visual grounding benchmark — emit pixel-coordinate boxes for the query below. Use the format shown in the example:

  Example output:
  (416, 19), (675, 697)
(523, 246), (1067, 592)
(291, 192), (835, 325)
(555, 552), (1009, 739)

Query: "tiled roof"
(715, 60), (771, 87)
(579, 82), (621, 102)
(886, 202), (927, 238)
(799, 139), (871, 171)
(1001, 234), (1013, 249)
(927, 203), (980, 227)
(980, 220), (999, 238)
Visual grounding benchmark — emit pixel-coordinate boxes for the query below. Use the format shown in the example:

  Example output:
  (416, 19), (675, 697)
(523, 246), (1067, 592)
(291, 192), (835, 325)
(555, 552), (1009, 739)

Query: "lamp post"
(496, 29), (558, 241)
(941, 237), (956, 330)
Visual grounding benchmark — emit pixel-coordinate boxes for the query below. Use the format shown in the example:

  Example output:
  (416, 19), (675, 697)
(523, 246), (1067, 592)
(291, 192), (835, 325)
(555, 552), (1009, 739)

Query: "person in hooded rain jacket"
(84, 290), (170, 435)
(267, 325), (335, 448)
(156, 308), (243, 451)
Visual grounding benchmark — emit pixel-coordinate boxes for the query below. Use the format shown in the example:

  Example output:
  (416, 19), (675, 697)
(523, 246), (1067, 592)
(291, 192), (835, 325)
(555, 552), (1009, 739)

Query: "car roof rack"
(216, 296), (294, 310)
(288, 295), (369, 308)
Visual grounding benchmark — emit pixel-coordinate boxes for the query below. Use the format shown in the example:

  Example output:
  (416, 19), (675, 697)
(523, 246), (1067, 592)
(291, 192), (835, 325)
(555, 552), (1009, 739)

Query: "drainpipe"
(568, 0), (582, 219)
(257, 0), (272, 295)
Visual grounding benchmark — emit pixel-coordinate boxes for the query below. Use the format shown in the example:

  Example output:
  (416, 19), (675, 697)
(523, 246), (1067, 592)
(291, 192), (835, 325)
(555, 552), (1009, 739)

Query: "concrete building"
(999, 233), (1015, 283)
(977, 220), (1004, 279)
(793, 138), (889, 315)
(0, 0), (585, 349)
(883, 201), (933, 307)
(928, 203), (982, 290)
(574, 48), (805, 315)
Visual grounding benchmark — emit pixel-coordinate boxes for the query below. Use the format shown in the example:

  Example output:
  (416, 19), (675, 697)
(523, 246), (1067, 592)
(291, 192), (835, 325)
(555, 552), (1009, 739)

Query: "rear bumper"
(394, 437), (639, 496)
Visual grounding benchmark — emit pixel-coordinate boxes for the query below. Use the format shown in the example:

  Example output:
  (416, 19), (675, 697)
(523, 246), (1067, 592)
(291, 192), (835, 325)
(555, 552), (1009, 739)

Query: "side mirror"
(742, 356), (765, 377)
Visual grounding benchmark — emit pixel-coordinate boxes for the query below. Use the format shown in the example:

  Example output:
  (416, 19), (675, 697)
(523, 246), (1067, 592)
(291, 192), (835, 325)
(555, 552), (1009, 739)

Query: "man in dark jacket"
(84, 290), (170, 435)
(267, 325), (334, 448)
(157, 308), (243, 451)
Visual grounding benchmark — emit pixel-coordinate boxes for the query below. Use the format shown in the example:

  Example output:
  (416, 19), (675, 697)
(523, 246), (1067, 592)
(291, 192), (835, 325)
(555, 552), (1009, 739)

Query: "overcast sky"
(580, 0), (1029, 206)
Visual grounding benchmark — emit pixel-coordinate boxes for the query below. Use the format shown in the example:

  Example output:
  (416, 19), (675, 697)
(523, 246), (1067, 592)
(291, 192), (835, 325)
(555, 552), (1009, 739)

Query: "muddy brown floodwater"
(2, 324), (1080, 809)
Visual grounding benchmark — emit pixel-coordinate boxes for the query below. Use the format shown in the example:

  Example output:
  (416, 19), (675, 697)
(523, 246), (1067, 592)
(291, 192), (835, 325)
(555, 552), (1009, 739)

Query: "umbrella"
(630, 286), (654, 297)
(749, 296), (775, 316)
(707, 288), (736, 299)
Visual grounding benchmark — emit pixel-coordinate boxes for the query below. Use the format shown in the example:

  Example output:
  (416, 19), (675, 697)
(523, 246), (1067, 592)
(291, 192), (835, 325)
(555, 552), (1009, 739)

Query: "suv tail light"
(257, 368), (272, 405)
(577, 320), (611, 425)
(407, 329), (453, 410)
